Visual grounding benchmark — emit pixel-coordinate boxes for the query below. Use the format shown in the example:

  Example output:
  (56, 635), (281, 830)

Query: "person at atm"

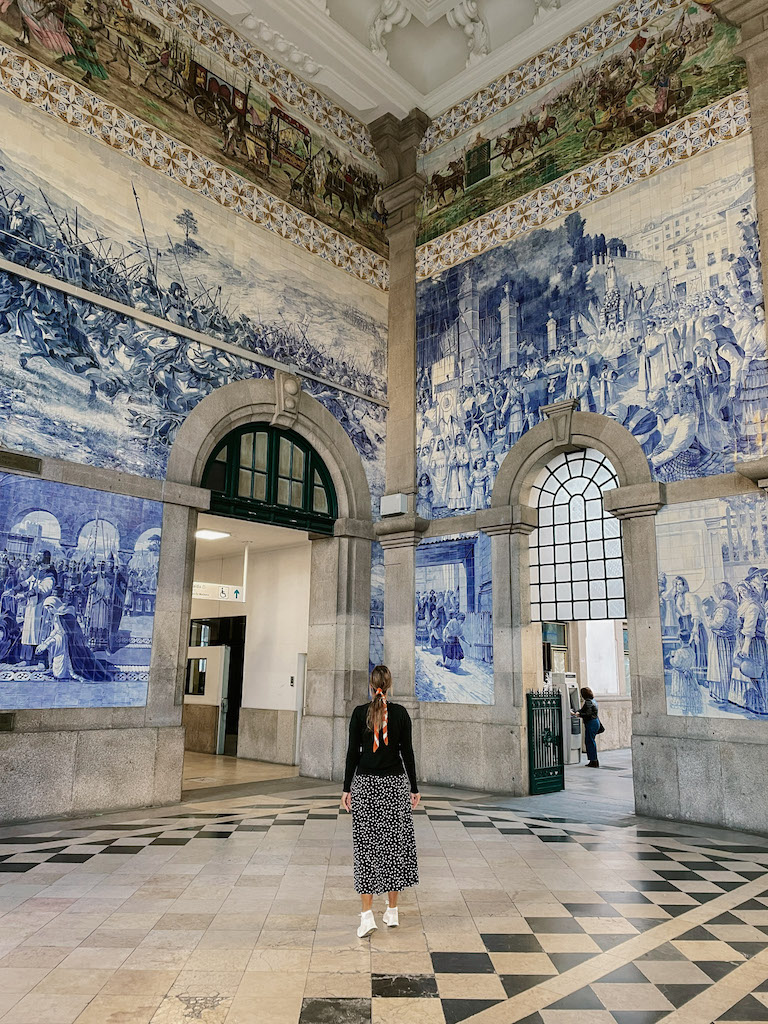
(572, 686), (602, 768)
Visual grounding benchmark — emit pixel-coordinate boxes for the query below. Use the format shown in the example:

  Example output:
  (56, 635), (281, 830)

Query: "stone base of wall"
(632, 725), (768, 834)
(182, 704), (218, 754)
(595, 697), (632, 753)
(418, 717), (527, 795)
(0, 726), (185, 825)
(238, 708), (297, 764)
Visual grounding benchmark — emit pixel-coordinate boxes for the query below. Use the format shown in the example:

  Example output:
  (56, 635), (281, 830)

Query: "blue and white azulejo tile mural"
(656, 492), (768, 719)
(415, 532), (493, 704)
(0, 475), (161, 709)
(416, 136), (766, 518)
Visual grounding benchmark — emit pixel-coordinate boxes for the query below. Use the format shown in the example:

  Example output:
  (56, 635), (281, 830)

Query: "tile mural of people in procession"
(415, 532), (493, 704)
(656, 493), (768, 719)
(417, 3), (746, 244)
(0, 475), (161, 709)
(0, 99), (387, 502)
(0, 0), (386, 254)
(416, 136), (766, 517)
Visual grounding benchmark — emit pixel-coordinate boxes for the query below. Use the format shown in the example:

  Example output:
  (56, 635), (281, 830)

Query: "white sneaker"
(357, 910), (377, 938)
(382, 906), (399, 927)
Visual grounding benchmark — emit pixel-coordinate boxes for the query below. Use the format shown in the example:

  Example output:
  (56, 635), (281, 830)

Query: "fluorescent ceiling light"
(195, 529), (231, 541)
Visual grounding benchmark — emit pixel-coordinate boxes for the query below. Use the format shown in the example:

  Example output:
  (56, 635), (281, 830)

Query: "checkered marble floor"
(0, 765), (767, 1023)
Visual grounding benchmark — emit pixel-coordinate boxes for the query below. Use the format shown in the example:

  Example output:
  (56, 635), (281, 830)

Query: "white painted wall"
(584, 619), (621, 695)
(190, 542), (311, 713)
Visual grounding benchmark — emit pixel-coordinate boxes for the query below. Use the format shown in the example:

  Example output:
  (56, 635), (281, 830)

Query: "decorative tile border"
(416, 90), (751, 279)
(0, 45), (389, 292)
(421, 0), (687, 154)
(137, 0), (377, 164)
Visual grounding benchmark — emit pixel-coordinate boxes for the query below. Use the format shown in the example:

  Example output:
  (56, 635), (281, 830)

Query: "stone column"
(369, 108), (430, 508)
(715, 0), (768, 304)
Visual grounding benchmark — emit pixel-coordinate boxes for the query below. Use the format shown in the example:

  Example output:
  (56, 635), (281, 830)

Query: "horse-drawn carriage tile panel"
(417, 2), (746, 246)
(0, 0), (387, 257)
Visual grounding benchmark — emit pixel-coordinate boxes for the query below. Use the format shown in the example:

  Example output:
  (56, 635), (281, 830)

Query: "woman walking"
(573, 686), (602, 768)
(342, 665), (420, 938)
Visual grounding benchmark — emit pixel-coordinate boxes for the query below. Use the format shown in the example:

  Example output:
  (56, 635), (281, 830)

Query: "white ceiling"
(195, 513), (310, 560)
(200, 0), (620, 124)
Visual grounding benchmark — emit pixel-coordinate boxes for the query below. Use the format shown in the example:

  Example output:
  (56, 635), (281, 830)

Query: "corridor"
(0, 752), (766, 1024)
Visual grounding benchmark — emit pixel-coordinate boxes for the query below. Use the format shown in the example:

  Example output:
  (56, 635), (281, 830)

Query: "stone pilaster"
(370, 109), (430, 506)
(714, 0), (768, 306)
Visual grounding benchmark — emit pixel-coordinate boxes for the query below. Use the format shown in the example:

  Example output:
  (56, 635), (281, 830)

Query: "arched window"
(529, 448), (625, 622)
(202, 425), (337, 534)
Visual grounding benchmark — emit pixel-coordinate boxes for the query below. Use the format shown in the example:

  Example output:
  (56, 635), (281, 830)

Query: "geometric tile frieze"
(416, 90), (751, 280)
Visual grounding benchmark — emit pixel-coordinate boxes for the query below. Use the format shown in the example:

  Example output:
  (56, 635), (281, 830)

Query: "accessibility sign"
(192, 581), (245, 602)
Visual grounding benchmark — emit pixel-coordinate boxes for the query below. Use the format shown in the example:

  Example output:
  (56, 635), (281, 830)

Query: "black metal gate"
(527, 690), (564, 795)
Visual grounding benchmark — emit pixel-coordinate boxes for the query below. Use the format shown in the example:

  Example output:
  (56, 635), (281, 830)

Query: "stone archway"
(151, 373), (375, 783)
(483, 401), (664, 795)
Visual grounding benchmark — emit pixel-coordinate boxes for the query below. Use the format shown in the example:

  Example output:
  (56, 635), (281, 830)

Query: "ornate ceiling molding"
(239, 13), (323, 78)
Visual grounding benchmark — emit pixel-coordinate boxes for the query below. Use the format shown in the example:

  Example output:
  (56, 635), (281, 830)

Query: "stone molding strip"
(0, 47), (389, 292)
(137, 0), (376, 162)
(0, 257), (388, 408)
(416, 90), (750, 278)
(421, 0), (686, 153)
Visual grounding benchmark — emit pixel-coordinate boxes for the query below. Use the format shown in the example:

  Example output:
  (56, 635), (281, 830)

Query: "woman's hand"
(411, 793), (421, 810)
(341, 792), (351, 812)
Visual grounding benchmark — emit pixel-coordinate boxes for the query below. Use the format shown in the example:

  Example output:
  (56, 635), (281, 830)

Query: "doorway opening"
(181, 421), (338, 788)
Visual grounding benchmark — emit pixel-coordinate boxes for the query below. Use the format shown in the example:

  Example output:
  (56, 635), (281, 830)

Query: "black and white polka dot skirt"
(351, 773), (419, 895)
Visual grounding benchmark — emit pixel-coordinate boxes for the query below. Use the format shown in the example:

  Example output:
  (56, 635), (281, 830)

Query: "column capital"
(369, 108), (431, 183)
(714, 0), (768, 39)
(602, 482), (666, 519)
(332, 518), (376, 541)
(477, 503), (538, 536)
(374, 512), (430, 549)
(379, 173), (427, 231)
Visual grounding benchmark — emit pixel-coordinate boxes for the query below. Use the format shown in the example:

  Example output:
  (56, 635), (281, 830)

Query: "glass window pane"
(277, 477), (290, 505)
(215, 448), (226, 462)
(291, 482), (303, 507)
(540, 564), (555, 583)
(292, 447), (305, 479)
(206, 461), (226, 492)
(238, 469), (252, 498)
(592, 600), (608, 618)
(608, 599), (626, 617)
(253, 473), (266, 501)
(279, 438), (292, 476)
(240, 433), (254, 469)
(573, 600), (590, 619)
(539, 507), (553, 526)
(254, 431), (268, 471)
(313, 486), (328, 514)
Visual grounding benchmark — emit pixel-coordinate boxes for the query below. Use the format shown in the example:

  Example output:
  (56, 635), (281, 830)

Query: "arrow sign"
(192, 581), (246, 602)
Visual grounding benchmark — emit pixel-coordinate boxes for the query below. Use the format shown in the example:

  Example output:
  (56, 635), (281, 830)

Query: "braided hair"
(367, 664), (392, 735)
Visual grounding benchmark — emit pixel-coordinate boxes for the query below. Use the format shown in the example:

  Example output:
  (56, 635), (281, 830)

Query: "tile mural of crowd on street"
(0, 475), (161, 709)
(656, 492), (768, 719)
(417, 3), (745, 243)
(0, 100), (387, 501)
(415, 532), (493, 705)
(416, 136), (766, 517)
(0, 0), (387, 254)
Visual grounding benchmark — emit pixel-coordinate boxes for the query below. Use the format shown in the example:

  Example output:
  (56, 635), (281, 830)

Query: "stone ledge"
(374, 513), (430, 548)
(603, 482), (666, 519)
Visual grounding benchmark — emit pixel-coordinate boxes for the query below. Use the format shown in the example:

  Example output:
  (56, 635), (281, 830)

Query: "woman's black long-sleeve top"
(576, 698), (599, 721)
(343, 702), (419, 793)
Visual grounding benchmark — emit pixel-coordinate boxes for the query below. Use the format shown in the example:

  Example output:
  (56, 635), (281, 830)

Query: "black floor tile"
(656, 904), (694, 917)
(718, 995), (768, 1021)
(716, 880), (749, 891)
(676, 926), (715, 942)
(592, 934), (631, 952)
(371, 975), (438, 998)
(625, 918), (665, 932)
(631, 880), (680, 892)
(481, 933), (542, 953)
(499, 828), (533, 835)
(564, 903), (620, 917)
(97, 846), (146, 854)
(698, 960), (741, 982)
(549, 985), (604, 1010)
(730, 941), (767, 958)
(657, 983), (711, 1007)
(441, 999), (504, 1024)
(524, 917), (583, 934)
(299, 998), (370, 1024)
(0, 863), (35, 872)
(48, 854), (93, 863)
(499, 975), (552, 998)
(149, 838), (191, 845)
(611, 1013), (671, 1024)
(598, 891), (651, 904)
(549, 952), (599, 971)
(598, 963), (648, 984)
(514, 1015), (544, 1024)
(431, 952), (494, 974)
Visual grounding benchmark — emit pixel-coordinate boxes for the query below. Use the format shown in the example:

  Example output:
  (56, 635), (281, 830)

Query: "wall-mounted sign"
(192, 581), (245, 602)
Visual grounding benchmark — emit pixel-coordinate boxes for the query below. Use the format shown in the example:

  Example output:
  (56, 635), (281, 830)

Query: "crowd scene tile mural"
(0, 100), (387, 503)
(0, 0), (386, 255)
(417, 3), (745, 244)
(416, 136), (764, 514)
(656, 493), (768, 719)
(0, 475), (161, 709)
(415, 532), (493, 704)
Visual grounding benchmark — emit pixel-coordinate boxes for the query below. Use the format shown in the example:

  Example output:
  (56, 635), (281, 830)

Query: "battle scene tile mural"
(656, 493), (768, 719)
(417, 3), (745, 245)
(0, 0), (387, 254)
(415, 532), (493, 704)
(0, 475), (161, 709)
(416, 135), (765, 512)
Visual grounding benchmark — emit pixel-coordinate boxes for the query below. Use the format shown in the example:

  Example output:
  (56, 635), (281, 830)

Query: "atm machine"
(549, 670), (582, 765)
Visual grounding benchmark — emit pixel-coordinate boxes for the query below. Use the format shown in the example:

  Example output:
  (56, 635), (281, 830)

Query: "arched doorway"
(151, 375), (373, 790)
